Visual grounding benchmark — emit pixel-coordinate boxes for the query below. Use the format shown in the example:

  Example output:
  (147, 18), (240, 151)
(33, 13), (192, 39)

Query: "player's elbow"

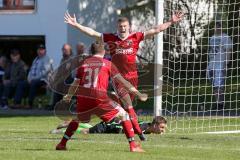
(89, 31), (101, 39)
(116, 108), (130, 121)
(88, 32), (97, 38)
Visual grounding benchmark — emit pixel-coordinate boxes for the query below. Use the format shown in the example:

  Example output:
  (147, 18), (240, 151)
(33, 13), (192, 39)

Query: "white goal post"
(154, 0), (164, 116)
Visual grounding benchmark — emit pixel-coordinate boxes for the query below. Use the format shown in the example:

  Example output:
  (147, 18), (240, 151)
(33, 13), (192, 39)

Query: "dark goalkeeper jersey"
(89, 118), (151, 134)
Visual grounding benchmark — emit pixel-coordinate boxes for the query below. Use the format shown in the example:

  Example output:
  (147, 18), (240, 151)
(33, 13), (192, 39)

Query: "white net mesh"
(162, 0), (240, 133)
(117, 0), (239, 133)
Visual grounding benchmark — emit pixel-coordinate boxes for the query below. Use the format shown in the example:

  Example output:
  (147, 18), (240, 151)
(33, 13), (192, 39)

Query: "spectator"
(1, 49), (27, 109)
(0, 56), (8, 109)
(0, 56), (8, 82)
(76, 42), (85, 55)
(3, 0), (13, 8)
(0, 56), (7, 84)
(76, 42), (88, 58)
(48, 42), (87, 102)
(27, 44), (52, 108)
(208, 22), (233, 110)
(64, 42), (88, 79)
(49, 43), (73, 110)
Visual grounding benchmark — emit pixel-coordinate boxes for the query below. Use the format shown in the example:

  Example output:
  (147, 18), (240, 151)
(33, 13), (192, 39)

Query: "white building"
(0, 0), (125, 68)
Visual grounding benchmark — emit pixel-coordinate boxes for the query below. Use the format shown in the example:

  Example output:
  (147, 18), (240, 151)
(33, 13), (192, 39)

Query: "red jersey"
(75, 56), (122, 122)
(102, 32), (144, 79)
(76, 56), (119, 94)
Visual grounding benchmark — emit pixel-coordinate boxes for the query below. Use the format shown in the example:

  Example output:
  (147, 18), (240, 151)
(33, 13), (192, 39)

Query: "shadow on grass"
(179, 137), (193, 141)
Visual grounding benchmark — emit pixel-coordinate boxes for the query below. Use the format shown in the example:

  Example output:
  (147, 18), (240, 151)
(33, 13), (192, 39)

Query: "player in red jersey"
(56, 42), (148, 152)
(64, 11), (184, 140)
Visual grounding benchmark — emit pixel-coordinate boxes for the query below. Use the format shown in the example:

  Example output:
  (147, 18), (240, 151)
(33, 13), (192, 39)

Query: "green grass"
(0, 116), (240, 160)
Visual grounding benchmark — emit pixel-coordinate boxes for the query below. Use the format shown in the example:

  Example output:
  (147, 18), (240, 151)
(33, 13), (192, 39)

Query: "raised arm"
(144, 11), (184, 39)
(64, 12), (102, 41)
(114, 74), (148, 102)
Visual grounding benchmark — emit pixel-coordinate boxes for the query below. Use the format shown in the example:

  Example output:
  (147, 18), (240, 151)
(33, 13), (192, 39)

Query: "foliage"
(120, 0), (239, 64)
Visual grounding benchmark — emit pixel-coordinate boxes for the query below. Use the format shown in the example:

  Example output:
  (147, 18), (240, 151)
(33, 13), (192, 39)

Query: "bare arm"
(63, 78), (80, 102)
(64, 12), (102, 41)
(114, 74), (148, 101)
(144, 11), (184, 39)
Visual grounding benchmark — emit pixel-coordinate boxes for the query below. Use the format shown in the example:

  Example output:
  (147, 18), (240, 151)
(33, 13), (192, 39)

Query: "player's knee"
(117, 107), (130, 121)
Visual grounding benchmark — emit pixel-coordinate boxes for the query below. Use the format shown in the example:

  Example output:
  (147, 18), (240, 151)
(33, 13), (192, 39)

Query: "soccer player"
(50, 116), (167, 135)
(64, 11), (184, 140)
(208, 22), (233, 109)
(56, 42), (148, 152)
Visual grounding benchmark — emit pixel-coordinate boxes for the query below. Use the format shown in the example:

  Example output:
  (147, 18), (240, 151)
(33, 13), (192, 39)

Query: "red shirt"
(102, 32), (144, 79)
(76, 56), (119, 93)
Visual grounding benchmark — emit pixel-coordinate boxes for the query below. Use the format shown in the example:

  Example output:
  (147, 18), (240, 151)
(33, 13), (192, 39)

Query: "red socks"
(60, 120), (79, 146)
(126, 107), (142, 135)
(121, 119), (136, 149)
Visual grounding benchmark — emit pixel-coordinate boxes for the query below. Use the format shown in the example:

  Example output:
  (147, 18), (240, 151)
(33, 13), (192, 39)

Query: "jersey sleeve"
(135, 32), (145, 42)
(102, 33), (115, 42)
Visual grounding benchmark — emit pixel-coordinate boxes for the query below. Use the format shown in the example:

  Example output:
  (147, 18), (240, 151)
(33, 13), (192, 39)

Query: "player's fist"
(63, 94), (72, 103)
(139, 93), (148, 102)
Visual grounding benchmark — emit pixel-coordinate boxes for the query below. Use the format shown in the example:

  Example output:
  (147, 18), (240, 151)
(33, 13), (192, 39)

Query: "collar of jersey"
(117, 32), (130, 41)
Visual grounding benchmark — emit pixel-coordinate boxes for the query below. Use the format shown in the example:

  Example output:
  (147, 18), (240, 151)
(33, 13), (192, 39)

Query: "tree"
(121, 0), (155, 62)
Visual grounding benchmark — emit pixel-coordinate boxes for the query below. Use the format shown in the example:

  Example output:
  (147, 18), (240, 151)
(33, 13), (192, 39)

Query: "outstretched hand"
(64, 12), (78, 27)
(171, 11), (184, 23)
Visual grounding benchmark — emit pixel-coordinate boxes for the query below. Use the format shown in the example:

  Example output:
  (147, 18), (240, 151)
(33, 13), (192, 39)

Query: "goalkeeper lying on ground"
(50, 116), (167, 135)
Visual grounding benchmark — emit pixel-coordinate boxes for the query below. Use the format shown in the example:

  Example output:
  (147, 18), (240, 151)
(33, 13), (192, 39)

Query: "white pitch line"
(205, 130), (240, 134)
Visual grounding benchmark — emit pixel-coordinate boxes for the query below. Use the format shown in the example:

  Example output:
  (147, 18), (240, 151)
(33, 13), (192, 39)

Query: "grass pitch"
(0, 116), (239, 160)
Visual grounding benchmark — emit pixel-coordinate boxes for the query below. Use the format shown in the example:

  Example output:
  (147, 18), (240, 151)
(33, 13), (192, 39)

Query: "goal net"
(160, 0), (240, 133)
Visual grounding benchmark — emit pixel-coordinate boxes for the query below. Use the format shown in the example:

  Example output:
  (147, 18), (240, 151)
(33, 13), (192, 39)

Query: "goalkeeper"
(208, 22), (233, 109)
(50, 116), (167, 135)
